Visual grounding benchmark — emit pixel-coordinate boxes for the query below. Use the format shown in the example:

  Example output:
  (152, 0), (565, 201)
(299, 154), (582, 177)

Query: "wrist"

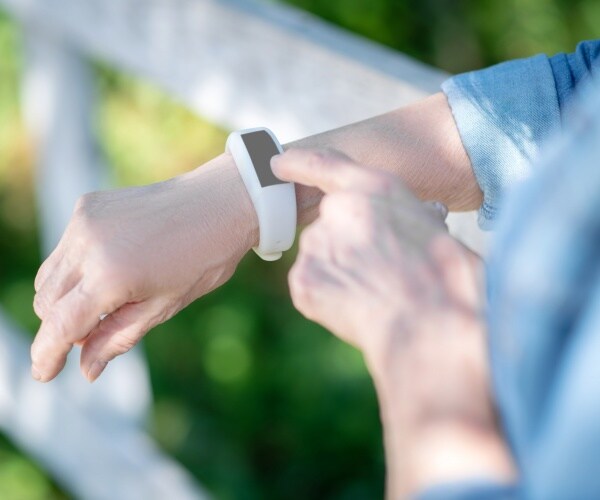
(393, 421), (517, 497)
(227, 129), (296, 260)
(366, 308), (486, 383)
(179, 152), (260, 258)
(366, 311), (516, 497)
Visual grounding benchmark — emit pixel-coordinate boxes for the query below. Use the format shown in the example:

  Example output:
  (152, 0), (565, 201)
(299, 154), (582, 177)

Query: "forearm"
(285, 92), (481, 223)
(190, 92), (479, 231)
(378, 407), (517, 498)
(368, 317), (516, 499)
(177, 92), (478, 257)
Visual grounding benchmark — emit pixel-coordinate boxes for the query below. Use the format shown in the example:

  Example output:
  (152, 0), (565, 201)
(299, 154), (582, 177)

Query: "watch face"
(241, 130), (286, 187)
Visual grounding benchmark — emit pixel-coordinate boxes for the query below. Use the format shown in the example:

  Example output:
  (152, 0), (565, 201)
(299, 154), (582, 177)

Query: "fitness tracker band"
(226, 127), (297, 261)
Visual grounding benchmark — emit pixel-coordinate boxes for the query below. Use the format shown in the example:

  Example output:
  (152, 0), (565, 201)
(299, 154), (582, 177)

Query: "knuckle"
(320, 192), (360, 220)
(319, 192), (377, 241)
(84, 262), (132, 303)
(33, 293), (48, 319)
(306, 149), (331, 166)
(105, 332), (138, 360)
(334, 241), (358, 264)
(93, 265), (123, 290)
(73, 193), (92, 218)
(74, 192), (100, 214)
(370, 174), (395, 195)
(150, 306), (173, 327)
(141, 300), (174, 330)
(357, 200), (376, 228)
(34, 272), (45, 293)
(34, 265), (49, 292)
(72, 193), (106, 240)
(73, 194), (86, 214)
(288, 261), (314, 312)
(35, 250), (62, 292)
(76, 280), (126, 327)
(341, 193), (374, 227)
(46, 312), (70, 342)
(351, 192), (372, 212)
(298, 225), (321, 253)
(306, 148), (346, 170)
(318, 195), (335, 219)
(318, 193), (340, 216)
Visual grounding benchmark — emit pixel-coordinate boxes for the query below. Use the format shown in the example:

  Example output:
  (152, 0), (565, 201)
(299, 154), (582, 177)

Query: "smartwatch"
(226, 127), (297, 261)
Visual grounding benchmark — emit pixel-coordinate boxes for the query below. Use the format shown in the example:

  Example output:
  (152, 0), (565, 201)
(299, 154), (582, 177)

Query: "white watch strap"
(226, 128), (296, 261)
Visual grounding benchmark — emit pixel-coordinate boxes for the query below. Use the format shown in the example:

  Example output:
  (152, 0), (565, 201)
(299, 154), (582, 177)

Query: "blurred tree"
(280, 0), (600, 73)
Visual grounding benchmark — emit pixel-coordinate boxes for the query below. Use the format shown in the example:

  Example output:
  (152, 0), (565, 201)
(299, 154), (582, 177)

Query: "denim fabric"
(416, 42), (600, 499)
(550, 40), (600, 115)
(418, 482), (518, 500)
(442, 40), (600, 229)
(488, 77), (600, 498)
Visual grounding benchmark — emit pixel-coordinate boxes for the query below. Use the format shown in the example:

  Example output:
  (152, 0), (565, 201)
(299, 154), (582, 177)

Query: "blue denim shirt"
(420, 40), (600, 499)
(442, 41), (600, 229)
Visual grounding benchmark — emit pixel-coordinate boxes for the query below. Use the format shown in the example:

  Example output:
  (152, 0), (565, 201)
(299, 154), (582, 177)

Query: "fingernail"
(270, 154), (282, 167)
(31, 366), (42, 382)
(87, 360), (107, 383)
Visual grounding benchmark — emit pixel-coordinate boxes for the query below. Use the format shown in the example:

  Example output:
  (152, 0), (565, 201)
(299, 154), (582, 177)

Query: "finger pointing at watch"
(271, 148), (465, 364)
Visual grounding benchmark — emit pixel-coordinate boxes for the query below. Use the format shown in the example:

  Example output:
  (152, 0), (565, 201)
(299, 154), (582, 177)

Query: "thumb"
(79, 299), (168, 382)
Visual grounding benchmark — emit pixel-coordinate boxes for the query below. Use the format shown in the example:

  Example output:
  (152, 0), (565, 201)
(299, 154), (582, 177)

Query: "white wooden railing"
(0, 0), (487, 498)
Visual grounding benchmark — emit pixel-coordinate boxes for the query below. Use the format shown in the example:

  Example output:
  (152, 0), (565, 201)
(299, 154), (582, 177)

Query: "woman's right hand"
(31, 154), (258, 383)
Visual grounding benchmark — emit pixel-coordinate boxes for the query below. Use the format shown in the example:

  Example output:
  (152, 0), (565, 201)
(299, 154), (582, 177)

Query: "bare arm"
(31, 92), (480, 383)
(286, 92), (481, 224)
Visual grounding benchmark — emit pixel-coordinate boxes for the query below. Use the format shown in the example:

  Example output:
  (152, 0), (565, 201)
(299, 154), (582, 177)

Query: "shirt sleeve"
(486, 71), (600, 499)
(550, 40), (600, 114)
(416, 482), (519, 499)
(442, 40), (600, 229)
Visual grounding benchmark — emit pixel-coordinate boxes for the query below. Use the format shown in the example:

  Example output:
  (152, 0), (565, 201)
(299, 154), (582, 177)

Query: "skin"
(272, 149), (517, 497)
(32, 161), (257, 382)
(31, 92), (510, 493)
(32, 91), (478, 384)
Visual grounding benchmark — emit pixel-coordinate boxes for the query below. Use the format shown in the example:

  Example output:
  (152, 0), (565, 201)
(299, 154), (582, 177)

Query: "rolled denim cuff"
(442, 55), (561, 229)
(416, 481), (519, 500)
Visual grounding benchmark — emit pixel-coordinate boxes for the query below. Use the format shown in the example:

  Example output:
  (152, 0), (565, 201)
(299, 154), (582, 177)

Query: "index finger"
(271, 148), (389, 194)
(31, 279), (123, 382)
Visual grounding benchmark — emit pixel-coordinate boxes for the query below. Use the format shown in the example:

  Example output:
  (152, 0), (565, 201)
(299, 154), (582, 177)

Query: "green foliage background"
(0, 1), (598, 498)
